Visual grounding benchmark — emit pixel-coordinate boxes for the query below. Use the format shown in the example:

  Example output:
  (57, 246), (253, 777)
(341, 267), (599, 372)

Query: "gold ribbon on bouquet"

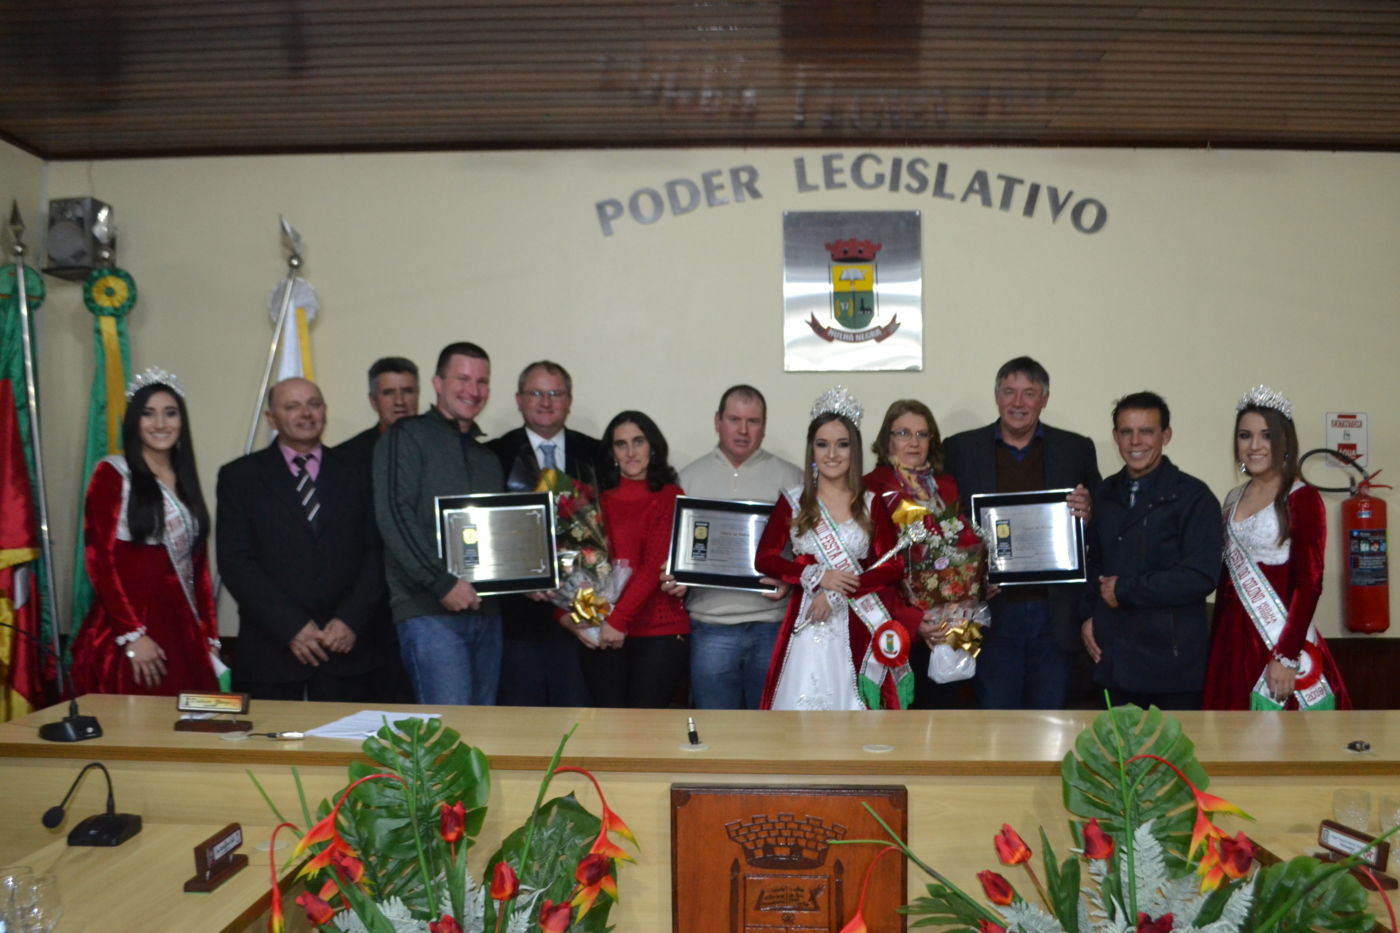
(569, 587), (611, 628)
(944, 621), (985, 658)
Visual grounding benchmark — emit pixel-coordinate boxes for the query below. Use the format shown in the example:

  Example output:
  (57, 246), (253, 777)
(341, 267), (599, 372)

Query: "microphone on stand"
(0, 619), (102, 742)
(41, 761), (141, 846)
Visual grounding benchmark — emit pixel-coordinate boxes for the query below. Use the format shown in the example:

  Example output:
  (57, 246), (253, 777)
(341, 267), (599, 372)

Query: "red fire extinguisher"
(1342, 471), (1390, 633)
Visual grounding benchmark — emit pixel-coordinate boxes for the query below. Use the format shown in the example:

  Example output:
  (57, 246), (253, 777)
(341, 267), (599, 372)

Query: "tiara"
(125, 366), (185, 400)
(1236, 384), (1292, 420)
(810, 385), (863, 428)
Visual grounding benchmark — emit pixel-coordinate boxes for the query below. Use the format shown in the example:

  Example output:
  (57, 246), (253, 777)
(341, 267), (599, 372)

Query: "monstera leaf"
(1249, 857), (1372, 933)
(483, 794), (609, 931)
(334, 717), (490, 916)
(1061, 705), (1202, 869)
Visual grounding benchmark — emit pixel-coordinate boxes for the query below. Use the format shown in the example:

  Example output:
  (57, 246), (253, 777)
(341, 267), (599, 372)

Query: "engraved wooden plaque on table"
(671, 785), (908, 933)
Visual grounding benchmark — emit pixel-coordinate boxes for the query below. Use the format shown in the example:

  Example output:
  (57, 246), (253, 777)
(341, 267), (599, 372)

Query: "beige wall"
(17, 146), (1399, 638)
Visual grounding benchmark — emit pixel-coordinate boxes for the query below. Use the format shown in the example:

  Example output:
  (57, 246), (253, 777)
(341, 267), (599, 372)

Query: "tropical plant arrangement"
(835, 704), (1392, 933)
(250, 718), (637, 932)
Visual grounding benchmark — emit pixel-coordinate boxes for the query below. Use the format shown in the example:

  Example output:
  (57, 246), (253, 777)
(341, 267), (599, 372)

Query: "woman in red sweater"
(583, 410), (689, 707)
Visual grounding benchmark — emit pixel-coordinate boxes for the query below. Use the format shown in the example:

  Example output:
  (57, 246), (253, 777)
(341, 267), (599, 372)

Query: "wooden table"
(4, 697), (1398, 930)
(5, 823), (298, 933)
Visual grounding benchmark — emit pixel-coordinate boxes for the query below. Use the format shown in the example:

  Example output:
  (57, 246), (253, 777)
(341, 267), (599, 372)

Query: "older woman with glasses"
(863, 399), (976, 708)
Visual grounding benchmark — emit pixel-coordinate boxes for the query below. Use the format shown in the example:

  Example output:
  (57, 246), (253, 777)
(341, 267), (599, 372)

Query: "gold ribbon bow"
(534, 468), (564, 493)
(569, 587), (611, 627)
(890, 499), (931, 529)
(943, 621), (985, 659)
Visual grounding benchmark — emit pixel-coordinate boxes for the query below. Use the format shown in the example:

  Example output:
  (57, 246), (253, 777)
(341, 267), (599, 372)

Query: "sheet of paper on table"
(305, 710), (442, 740)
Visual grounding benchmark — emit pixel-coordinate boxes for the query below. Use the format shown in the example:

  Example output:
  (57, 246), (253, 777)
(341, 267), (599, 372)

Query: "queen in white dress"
(755, 388), (918, 711)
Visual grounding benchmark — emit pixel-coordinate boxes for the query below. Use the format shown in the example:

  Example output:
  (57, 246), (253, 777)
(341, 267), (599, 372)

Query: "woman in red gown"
(756, 387), (918, 710)
(70, 371), (220, 695)
(1202, 386), (1350, 710)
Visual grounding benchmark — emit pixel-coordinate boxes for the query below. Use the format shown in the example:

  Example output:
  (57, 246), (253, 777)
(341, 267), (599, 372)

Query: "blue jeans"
(690, 620), (780, 710)
(973, 600), (1071, 710)
(397, 612), (502, 705)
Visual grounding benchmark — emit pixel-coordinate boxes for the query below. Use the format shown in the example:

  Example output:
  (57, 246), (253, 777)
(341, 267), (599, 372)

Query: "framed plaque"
(970, 489), (1086, 586)
(434, 492), (558, 596)
(665, 496), (776, 593)
(672, 784), (907, 933)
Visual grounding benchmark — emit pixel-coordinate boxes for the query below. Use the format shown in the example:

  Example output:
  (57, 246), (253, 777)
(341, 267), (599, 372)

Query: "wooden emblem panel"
(671, 784), (907, 933)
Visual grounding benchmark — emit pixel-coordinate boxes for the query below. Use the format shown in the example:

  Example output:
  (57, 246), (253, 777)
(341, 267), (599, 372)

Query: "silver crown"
(810, 385), (863, 428)
(125, 366), (185, 400)
(1236, 384), (1292, 420)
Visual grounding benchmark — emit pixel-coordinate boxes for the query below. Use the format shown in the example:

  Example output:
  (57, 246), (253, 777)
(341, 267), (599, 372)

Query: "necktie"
(540, 442), (559, 471)
(1129, 479), (1140, 509)
(292, 455), (321, 527)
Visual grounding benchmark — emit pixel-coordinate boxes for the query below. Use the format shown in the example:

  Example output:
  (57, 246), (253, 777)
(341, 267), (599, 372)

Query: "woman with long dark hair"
(1202, 386), (1350, 710)
(755, 388), (913, 710)
(583, 410), (689, 707)
(70, 369), (221, 695)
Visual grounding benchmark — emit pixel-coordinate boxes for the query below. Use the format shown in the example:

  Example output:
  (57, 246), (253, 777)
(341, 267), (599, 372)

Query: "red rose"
(539, 899), (572, 932)
(429, 915), (464, 933)
(557, 493), (580, 521)
(957, 524), (981, 547)
(439, 801), (466, 844)
(1137, 913), (1174, 933)
(490, 860), (520, 901)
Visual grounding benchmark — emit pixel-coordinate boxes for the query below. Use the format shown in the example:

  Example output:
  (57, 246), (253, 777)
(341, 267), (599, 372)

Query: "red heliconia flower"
(572, 852), (619, 918)
(1127, 754), (1251, 859)
(1137, 912), (1174, 933)
(269, 822), (299, 933)
(1219, 832), (1255, 879)
(979, 921), (1009, 933)
(838, 845), (900, 933)
(1197, 836), (1227, 892)
(993, 824), (1033, 865)
(440, 800), (466, 844)
(539, 899), (573, 933)
(1083, 818), (1115, 860)
(491, 861), (521, 901)
(294, 774), (404, 881)
(295, 891), (338, 926)
(328, 848), (365, 886)
(553, 766), (638, 863)
(429, 914), (464, 933)
(977, 870), (1016, 906)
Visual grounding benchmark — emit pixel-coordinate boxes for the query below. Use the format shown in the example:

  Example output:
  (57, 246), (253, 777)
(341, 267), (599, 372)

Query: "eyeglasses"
(522, 390), (569, 399)
(889, 429), (931, 440)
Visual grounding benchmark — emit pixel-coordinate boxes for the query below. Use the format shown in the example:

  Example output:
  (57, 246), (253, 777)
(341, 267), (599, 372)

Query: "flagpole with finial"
(7, 200), (66, 696)
(243, 215), (303, 455)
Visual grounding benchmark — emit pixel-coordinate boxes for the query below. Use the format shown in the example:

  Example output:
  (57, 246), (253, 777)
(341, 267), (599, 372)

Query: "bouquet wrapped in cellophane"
(891, 498), (990, 682)
(536, 469), (631, 645)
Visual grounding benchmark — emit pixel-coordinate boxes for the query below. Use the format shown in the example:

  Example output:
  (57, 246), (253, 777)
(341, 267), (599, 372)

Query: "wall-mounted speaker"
(45, 197), (116, 280)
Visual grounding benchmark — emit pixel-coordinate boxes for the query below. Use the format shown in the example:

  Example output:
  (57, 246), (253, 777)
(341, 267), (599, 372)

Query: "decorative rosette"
(83, 267), (137, 317)
(870, 620), (911, 668)
(0, 265), (45, 312)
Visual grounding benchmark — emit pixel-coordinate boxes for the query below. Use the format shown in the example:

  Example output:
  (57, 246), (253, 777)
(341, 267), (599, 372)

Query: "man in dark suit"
(487, 360), (599, 706)
(217, 377), (386, 700)
(942, 356), (1100, 710)
(337, 356), (420, 470)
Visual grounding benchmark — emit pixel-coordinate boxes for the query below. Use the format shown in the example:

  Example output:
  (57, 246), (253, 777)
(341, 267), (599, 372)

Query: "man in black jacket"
(217, 378), (386, 700)
(487, 360), (599, 706)
(1081, 391), (1221, 710)
(943, 356), (1100, 709)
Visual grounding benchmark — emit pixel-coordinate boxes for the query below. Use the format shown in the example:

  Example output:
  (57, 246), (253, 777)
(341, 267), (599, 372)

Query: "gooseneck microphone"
(0, 619), (102, 742)
(41, 761), (142, 847)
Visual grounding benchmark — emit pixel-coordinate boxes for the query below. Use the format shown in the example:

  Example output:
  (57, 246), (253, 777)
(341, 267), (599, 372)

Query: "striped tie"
(292, 455), (321, 528)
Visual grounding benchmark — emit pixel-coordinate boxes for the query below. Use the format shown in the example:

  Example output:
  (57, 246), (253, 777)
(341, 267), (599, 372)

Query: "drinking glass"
(1333, 789), (1372, 831)
(0, 867), (34, 933)
(1379, 794), (1400, 834)
(9, 874), (60, 933)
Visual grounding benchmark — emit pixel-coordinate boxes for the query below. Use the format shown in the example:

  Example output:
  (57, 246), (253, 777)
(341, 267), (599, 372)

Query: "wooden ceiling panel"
(2, 1), (1398, 159)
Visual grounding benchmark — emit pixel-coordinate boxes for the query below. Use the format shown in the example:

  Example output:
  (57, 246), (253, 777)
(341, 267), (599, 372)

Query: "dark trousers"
(580, 634), (689, 708)
(973, 599), (1071, 710)
(497, 625), (592, 707)
(238, 666), (383, 702)
(1108, 687), (1202, 711)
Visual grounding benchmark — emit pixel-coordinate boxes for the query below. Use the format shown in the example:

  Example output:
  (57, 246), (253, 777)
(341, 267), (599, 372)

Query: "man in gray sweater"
(374, 342), (504, 704)
(674, 385), (801, 709)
